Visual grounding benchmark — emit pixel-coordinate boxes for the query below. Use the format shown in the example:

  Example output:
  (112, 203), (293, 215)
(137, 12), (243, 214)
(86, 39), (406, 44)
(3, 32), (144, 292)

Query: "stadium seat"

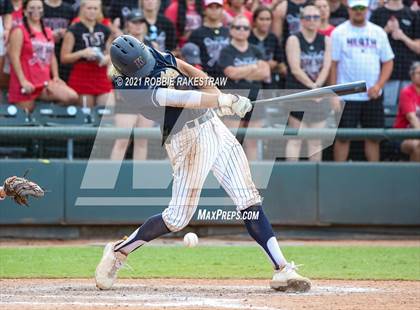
(31, 102), (89, 126)
(90, 105), (114, 127)
(384, 105), (398, 129)
(0, 104), (34, 158)
(0, 104), (31, 126)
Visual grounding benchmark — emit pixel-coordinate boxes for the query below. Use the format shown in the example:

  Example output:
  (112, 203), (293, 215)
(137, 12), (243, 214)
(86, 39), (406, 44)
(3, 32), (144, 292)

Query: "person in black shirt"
(143, 0), (176, 52)
(285, 4), (331, 161)
(370, 0), (420, 106)
(108, 0), (137, 29)
(219, 15), (270, 160)
(249, 6), (283, 89)
(272, 0), (307, 40)
(108, 0), (176, 52)
(327, 0), (348, 26)
(188, 0), (229, 78)
(43, 0), (75, 81)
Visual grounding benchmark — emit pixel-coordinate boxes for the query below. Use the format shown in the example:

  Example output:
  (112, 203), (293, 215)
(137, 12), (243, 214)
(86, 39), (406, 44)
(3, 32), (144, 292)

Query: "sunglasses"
(351, 5), (367, 11)
(302, 15), (321, 21)
(231, 25), (250, 31)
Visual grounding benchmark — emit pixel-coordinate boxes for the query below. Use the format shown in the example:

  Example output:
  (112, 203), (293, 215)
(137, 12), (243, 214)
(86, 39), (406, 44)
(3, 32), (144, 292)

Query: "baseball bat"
(252, 81), (367, 105)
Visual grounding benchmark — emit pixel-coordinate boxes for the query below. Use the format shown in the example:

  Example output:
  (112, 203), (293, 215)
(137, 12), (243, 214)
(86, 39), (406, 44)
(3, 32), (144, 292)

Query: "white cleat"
(270, 261), (311, 293)
(95, 242), (127, 290)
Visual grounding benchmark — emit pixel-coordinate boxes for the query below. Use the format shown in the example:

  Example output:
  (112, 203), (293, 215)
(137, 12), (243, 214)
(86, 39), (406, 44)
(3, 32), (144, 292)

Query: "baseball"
(183, 232), (198, 247)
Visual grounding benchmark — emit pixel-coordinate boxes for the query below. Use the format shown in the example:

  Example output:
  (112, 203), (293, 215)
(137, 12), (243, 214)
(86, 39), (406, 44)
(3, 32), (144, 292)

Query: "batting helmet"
(110, 35), (156, 78)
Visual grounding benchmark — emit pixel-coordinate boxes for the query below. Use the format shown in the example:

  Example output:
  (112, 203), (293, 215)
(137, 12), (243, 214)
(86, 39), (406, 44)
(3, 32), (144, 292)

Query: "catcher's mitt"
(2, 176), (44, 206)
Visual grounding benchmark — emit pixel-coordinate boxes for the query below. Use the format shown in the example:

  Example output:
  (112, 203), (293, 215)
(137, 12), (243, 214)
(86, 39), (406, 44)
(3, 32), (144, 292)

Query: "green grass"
(0, 245), (419, 280)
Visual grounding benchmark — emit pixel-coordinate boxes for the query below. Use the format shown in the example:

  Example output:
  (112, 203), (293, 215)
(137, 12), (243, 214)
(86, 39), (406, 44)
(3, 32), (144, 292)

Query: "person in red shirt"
(394, 62), (420, 161)
(7, 0), (77, 112)
(164, 0), (203, 47)
(314, 0), (335, 36)
(11, 0), (23, 28)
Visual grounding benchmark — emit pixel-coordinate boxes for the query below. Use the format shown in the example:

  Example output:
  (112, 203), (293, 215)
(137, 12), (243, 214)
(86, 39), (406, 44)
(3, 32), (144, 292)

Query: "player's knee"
(162, 210), (190, 232)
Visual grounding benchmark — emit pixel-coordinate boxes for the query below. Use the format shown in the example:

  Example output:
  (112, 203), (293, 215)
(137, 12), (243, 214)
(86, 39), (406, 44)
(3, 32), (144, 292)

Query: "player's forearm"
(154, 88), (219, 109)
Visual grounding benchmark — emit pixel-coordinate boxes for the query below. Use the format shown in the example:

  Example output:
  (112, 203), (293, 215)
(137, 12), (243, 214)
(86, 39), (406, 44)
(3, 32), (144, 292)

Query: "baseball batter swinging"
(95, 35), (311, 292)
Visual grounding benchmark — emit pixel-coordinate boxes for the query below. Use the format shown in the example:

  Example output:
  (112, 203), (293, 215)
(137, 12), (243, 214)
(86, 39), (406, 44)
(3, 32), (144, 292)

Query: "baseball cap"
(347, 0), (369, 8)
(127, 9), (146, 22)
(181, 43), (202, 65)
(204, 0), (223, 7)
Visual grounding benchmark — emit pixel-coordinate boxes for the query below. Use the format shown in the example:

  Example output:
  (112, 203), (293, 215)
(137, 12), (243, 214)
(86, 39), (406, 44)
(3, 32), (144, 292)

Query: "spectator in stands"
(331, 0), (394, 162)
(188, 0), (230, 78)
(180, 42), (202, 69)
(249, 6), (282, 89)
(225, 0), (253, 25)
(0, 0), (12, 95)
(7, 0), (77, 112)
(164, 0), (203, 47)
(219, 15), (270, 160)
(111, 9), (154, 161)
(123, 9), (156, 49)
(11, 0), (22, 27)
(108, 0), (139, 30)
(371, 0), (420, 107)
(43, 0), (75, 82)
(272, 0), (307, 40)
(410, 0), (419, 12)
(71, 1), (114, 30)
(142, 0), (177, 52)
(394, 62), (420, 161)
(315, 0), (335, 36)
(249, 0), (283, 11)
(327, 0), (348, 26)
(61, 0), (114, 108)
(284, 4), (331, 161)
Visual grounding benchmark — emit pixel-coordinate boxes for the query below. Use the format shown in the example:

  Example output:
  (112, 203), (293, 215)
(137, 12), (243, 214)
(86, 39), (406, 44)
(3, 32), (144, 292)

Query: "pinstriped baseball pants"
(162, 112), (262, 232)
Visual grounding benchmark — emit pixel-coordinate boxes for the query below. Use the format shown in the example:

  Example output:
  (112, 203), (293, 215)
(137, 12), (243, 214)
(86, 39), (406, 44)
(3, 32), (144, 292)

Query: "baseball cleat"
(270, 261), (311, 293)
(95, 242), (127, 290)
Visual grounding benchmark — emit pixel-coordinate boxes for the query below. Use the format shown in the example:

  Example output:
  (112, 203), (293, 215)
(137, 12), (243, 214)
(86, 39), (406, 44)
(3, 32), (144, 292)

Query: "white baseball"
(183, 232), (198, 247)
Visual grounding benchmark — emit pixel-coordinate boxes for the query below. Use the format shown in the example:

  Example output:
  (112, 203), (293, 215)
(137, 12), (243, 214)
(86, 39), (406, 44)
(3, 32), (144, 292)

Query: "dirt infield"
(1, 278), (419, 310)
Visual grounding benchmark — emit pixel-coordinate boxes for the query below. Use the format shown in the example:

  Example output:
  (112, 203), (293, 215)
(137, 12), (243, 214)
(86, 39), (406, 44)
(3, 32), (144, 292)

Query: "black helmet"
(110, 35), (156, 78)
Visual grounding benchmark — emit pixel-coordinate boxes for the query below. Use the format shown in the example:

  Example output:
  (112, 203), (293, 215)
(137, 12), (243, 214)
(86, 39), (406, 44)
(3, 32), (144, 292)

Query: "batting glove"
(231, 95), (253, 118)
(217, 94), (253, 118)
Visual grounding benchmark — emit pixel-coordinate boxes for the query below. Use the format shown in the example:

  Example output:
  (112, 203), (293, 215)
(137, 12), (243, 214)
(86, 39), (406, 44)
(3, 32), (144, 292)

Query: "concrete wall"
(0, 160), (419, 226)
